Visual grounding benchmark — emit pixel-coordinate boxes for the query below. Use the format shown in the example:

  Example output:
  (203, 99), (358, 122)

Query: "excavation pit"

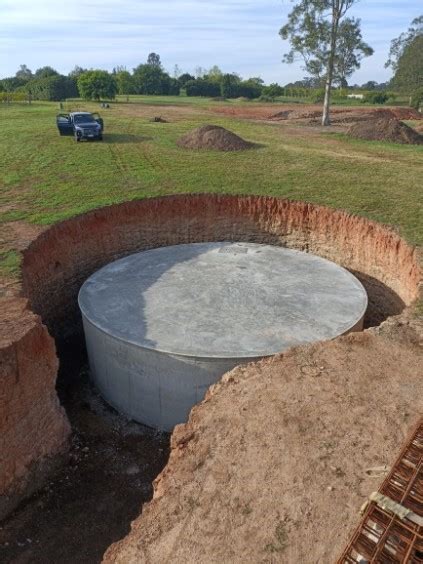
(78, 242), (368, 430)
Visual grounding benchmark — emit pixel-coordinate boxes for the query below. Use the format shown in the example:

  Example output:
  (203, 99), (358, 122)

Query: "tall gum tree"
(280, 0), (373, 126)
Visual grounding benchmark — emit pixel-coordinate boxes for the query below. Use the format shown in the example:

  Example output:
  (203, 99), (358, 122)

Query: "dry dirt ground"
(209, 103), (422, 126)
(0, 360), (170, 564)
(104, 321), (423, 564)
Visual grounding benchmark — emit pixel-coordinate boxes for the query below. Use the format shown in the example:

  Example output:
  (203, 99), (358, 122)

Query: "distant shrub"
(0, 91), (28, 102)
(262, 83), (284, 98)
(258, 95), (276, 102)
(410, 88), (423, 111)
(27, 75), (78, 101)
(185, 79), (221, 97)
(332, 88), (348, 100)
(310, 89), (325, 103)
(362, 92), (389, 104)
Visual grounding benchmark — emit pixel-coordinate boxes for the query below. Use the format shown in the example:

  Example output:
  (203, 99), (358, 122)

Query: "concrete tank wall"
(82, 317), (255, 431)
(78, 242), (368, 430)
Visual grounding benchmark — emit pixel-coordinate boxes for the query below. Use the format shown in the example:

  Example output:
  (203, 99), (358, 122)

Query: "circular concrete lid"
(78, 242), (368, 358)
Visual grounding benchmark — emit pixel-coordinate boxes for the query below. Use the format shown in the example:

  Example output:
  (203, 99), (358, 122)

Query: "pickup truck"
(56, 112), (104, 141)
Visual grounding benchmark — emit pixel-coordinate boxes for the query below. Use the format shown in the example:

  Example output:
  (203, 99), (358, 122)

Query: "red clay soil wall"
(1, 194), (421, 520)
(0, 298), (70, 520)
(21, 194), (422, 338)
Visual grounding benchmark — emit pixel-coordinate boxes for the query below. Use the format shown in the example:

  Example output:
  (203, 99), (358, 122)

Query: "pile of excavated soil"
(104, 324), (423, 564)
(270, 107), (423, 125)
(347, 116), (423, 144)
(177, 125), (255, 151)
(150, 116), (168, 123)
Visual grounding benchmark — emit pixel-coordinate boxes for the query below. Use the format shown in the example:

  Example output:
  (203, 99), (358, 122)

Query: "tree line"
(0, 12), (421, 116)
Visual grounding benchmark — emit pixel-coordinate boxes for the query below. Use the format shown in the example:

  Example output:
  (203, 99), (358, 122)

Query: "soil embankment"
(104, 324), (423, 563)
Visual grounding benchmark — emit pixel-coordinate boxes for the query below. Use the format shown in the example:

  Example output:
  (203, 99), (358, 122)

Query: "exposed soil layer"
(1, 195), (422, 528)
(104, 324), (423, 564)
(0, 298), (70, 521)
(347, 117), (423, 144)
(271, 107), (423, 125)
(0, 363), (170, 564)
(210, 103), (422, 125)
(20, 195), (421, 342)
(176, 125), (255, 151)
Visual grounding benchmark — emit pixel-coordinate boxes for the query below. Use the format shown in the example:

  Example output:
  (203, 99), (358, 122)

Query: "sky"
(0, 0), (421, 84)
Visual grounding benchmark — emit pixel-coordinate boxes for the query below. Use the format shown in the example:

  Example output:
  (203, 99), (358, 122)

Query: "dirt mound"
(177, 125), (255, 151)
(378, 107), (422, 120)
(104, 328), (423, 564)
(269, 106), (423, 126)
(270, 109), (322, 120)
(347, 116), (423, 144)
(150, 116), (168, 123)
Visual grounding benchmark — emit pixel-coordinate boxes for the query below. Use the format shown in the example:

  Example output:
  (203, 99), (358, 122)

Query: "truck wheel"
(98, 135), (103, 141)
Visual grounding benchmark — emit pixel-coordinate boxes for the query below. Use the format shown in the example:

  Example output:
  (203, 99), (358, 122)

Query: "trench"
(1, 194), (421, 562)
(0, 332), (170, 564)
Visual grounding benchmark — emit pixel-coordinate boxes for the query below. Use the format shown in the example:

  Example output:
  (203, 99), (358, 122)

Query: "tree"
(114, 70), (136, 95)
(34, 66), (59, 79)
(262, 83), (284, 97)
(194, 66), (206, 78)
(185, 79), (221, 97)
(410, 88), (423, 111)
(0, 77), (28, 92)
(386, 15), (423, 71)
(220, 73), (241, 97)
(391, 35), (423, 93)
(15, 64), (33, 81)
(69, 65), (87, 78)
(280, 1), (373, 125)
(178, 73), (195, 87)
(147, 52), (162, 68)
(133, 64), (179, 95)
(77, 70), (117, 100)
(206, 65), (223, 82)
(334, 18), (373, 86)
(27, 75), (78, 101)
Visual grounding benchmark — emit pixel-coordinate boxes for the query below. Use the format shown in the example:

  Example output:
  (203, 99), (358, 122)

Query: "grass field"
(1, 97), (422, 278)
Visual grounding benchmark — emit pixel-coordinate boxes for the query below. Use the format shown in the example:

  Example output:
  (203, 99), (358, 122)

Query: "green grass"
(1, 99), (422, 278)
(0, 251), (21, 276)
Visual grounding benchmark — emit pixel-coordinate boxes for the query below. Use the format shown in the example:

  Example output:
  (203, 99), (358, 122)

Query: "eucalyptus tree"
(386, 15), (423, 71)
(280, 0), (373, 125)
(386, 16), (423, 94)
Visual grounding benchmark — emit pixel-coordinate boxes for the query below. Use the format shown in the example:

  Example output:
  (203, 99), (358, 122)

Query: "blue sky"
(0, 0), (421, 84)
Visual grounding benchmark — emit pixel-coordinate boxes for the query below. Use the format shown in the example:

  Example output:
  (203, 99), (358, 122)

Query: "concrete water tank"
(78, 242), (367, 430)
